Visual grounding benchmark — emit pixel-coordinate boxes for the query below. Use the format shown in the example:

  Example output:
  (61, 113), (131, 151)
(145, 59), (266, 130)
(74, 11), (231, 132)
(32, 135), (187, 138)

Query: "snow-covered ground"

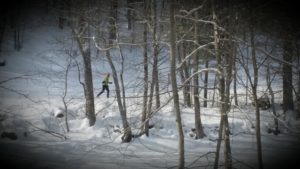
(1, 3), (300, 169)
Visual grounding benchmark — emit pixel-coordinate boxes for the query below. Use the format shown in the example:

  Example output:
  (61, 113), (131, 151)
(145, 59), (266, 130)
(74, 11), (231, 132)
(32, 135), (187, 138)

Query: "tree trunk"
(76, 44), (96, 126)
(250, 12), (264, 168)
(224, 28), (233, 169)
(282, 35), (294, 112)
(109, 0), (117, 44)
(298, 43), (300, 117)
(58, 0), (65, 29)
(203, 58), (209, 107)
(146, 77), (155, 137)
(63, 56), (71, 132)
(178, 42), (191, 107)
(82, 49), (96, 126)
(233, 45), (238, 106)
(73, 21), (96, 126)
(152, 0), (160, 109)
(266, 62), (279, 134)
(170, 1), (185, 168)
(127, 0), (133, 30)
(213, 3), (232, 168)
(106, 0), (132, 142)
(70, 0), (96, 127)
(193, 11), (205, 139)
(106, 50), (132, 142)
(193, 53), (205, 139)
(141, 0), (149, 136)
(0, 11), (5, 53)
(12, 3), (22, 51)
(212, 3), (221, 169)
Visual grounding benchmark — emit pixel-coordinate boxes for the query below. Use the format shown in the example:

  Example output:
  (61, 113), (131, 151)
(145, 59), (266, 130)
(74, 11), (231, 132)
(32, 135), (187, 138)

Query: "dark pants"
(97, 85), (109, 98)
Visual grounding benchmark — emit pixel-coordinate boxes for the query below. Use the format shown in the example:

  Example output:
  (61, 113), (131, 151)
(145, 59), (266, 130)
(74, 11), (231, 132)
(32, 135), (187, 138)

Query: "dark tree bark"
(80, 43), (96, 126)
(266, 61), (279, 134)
(193, 53), (205, 139)
(105, 0), (132, 142)
(152, 0), (160, 109)
(75, 36), (96, 126)
(141, 0), (149, 136)
(193, 11), (205, 139)
(250, 6), (263, 168)
(233, 52), (238, 106)
(282, 35), (294, 112)
(170, 1), (185, 168)
(297, 41), (300, 116)
(127, 0), (133, 30)
(0, 6), (6, 53)
(213, 1), (232, 168)
(178, 42), (192, 107)
(11, 2), (22, 51)
(63, 56), (71, 132)
(73, 1), (96, 127)
(203, 57), (209, 107)
(58, 0), (65, 29)
(106, 49), (132, 142)
(109, 0), (117, 44)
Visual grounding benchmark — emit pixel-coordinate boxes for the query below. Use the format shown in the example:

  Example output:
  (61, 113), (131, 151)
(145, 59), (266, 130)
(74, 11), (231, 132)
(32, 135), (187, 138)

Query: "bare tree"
(141, 0), (149, 136)
(105, 48), (132, 142)
(170, 1), (185, 168)
(152, 0), (160, 109)
(212, 1), (232, 168)
(178, 42), (192, 107)
(266, 60), (279, 135)
(72, 0), (96, 126)
(282, 34), (294, 112)
(193, 11), (205, 139)
(98, 0), (132, 142)
(249, 4), (263, 167)
(62, 54), (71, 132)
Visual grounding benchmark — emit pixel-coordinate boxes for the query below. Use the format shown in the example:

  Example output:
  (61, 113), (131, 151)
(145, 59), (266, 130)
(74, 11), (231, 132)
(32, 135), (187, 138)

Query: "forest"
(0, 0), (299, 169)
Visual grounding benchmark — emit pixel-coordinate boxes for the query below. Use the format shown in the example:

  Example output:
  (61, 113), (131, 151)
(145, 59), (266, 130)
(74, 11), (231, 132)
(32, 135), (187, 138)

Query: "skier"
(97, 73), (112, 98)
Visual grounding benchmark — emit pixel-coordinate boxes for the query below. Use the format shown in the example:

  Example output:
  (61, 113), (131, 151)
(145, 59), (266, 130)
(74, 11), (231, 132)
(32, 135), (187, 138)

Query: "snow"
(1, 3), (300, 169)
